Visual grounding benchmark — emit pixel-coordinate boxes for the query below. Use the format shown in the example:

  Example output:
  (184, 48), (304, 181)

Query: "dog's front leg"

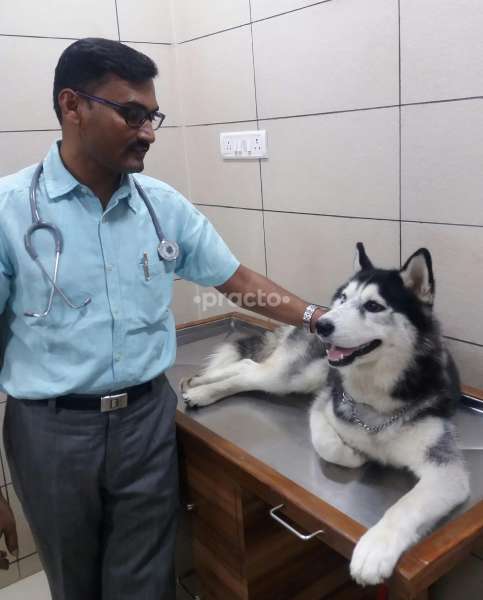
(350, 461), (470, 586)
(310, 396), (367, 468)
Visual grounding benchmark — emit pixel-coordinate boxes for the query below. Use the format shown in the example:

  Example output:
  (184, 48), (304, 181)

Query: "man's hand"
(0, 495), (18, 569)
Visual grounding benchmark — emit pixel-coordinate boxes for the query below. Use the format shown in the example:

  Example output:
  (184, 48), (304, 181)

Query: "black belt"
(18, 381), (153, 412)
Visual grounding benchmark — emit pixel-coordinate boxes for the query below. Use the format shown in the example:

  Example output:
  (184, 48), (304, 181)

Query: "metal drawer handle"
(269, 504), (324, 541)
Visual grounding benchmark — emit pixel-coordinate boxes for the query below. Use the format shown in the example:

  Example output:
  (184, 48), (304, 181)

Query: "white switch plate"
(220, 130), (267, 159)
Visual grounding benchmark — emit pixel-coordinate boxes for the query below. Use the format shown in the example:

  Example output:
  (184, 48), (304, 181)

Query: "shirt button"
(106, 264), (113, 271)
(115, 353), (122, 362)
(112, 307), (118, 316)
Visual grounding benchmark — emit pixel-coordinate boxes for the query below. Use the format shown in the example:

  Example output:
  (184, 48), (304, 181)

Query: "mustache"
(128, 142), (150, 153)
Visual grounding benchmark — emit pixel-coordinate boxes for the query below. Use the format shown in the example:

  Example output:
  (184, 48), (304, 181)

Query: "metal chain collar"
(341, 390), (410, 434)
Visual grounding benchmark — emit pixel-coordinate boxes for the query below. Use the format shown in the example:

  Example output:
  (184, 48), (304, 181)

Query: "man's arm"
(215, 264), (325, 332)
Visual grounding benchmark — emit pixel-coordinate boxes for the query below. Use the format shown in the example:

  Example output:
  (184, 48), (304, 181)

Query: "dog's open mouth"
(327, 339), (381, 366)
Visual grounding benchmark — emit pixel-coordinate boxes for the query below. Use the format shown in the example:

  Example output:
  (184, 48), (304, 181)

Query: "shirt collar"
(43, 141), (139, 213)
(43, 141), (80, 199)
(118, 174), (139, 214)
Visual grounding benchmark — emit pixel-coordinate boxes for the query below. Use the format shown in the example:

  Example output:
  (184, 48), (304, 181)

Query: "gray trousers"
(3, 375), (179, 600)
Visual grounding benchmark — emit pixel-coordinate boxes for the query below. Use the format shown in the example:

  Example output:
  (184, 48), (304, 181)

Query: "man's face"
(76, 74), (158, 174)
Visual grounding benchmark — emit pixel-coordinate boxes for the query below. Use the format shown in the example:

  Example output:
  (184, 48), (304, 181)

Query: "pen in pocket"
(142, 252), (150, 281)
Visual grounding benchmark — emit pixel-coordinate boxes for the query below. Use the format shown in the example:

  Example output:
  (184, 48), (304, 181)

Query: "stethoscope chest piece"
(158, 239), (179, 261)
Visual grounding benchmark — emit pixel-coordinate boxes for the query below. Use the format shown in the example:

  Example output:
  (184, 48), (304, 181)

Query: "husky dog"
(181, 243), (470, 586)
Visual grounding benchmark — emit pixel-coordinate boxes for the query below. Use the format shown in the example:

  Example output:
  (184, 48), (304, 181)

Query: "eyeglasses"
(74, 91), (166, 130)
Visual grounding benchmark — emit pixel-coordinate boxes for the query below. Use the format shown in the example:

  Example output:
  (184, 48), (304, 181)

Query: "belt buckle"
(100, 392), (128, 413)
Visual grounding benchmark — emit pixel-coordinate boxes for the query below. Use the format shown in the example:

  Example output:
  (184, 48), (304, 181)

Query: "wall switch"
(220, 130), (267, 159)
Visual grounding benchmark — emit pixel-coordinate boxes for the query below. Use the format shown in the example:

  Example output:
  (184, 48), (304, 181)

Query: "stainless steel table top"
(167, 318), (483, 529)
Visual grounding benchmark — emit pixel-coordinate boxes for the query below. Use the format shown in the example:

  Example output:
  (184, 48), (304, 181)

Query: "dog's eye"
(339, 293), (347, 304)
(364, 300), (385, 312)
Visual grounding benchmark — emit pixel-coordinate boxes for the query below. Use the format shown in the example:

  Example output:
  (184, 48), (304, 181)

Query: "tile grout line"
(0, 33), (171, 45)
(180, 95), (483, 128)
(248, 0), (269, 279)
(444, 336), (483, 350)
(177, 0), (335, 44)
(398, 0), (403, 267)
(113, 0), (121, 42)
(193, 203), (483, 229)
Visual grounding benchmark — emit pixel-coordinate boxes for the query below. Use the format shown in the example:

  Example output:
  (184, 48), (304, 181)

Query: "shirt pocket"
(131, 251), (174, 327)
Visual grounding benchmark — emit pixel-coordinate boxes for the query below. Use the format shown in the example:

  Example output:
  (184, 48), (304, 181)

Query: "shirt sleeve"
(0, 227), (12, 315)
(174, 196), (240, 287)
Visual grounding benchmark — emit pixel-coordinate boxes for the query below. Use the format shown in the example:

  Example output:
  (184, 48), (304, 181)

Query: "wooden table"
(169, 314), (483, 600)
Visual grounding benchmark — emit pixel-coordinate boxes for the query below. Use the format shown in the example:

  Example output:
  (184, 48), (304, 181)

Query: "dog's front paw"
(350, 523), (404, 586)
(179, 376), (193, 394)
(182, 385), (217, 409)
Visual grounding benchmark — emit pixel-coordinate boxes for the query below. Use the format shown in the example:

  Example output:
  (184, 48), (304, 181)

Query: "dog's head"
(316, 243), (435, 368)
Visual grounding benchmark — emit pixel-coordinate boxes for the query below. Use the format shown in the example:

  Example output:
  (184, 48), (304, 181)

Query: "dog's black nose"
(316, 319), (334, 337)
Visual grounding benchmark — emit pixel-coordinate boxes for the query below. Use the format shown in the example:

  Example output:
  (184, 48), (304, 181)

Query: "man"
(0, 38), (323, 599)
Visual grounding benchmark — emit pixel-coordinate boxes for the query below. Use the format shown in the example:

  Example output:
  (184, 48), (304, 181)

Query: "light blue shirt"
(0, 142), (239, 399)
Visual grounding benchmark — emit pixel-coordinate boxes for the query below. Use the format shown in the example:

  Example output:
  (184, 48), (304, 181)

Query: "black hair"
(53, 38), (158, 123)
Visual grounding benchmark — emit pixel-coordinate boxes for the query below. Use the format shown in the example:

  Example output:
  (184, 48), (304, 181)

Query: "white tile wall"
(0, 131), (60, 178)
(18, 553), (43, 580)
(265, 213), (400, 307)
(0, 37), (72, 131)
(117, 0), (173, 43)
(172, 280), (201, 324)
(401, 0), (483, 103)
(251, 0), (323, 21)
(252, 0), (399, 119)
(0, 0), (117, 39)
(402, 222), (483, 348)
(174, 0), (250, 42)
(261, 108), (399, 219)
(143, 127), (188, 197)
(184, 123), (262, 209)
(177, 26), (256, 125)
(196, 205), (266, 275)
(402, 101), (483, 226)
(170, 0), (483, 396)
(446, 339), (483, 390)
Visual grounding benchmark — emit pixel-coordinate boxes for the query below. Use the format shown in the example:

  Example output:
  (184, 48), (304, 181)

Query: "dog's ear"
(353, 242), (373, 272)
(399, 248), (434, 305)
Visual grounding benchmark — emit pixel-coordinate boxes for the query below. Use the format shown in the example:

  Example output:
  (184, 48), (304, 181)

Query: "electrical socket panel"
(220, 130), (268, 159)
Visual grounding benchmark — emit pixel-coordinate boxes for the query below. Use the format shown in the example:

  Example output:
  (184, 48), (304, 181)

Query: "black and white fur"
(180, 243), (470, 586)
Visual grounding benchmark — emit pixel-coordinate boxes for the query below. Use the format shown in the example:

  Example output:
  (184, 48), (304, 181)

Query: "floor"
(0, 570), (192, 600)
(0, 556), (481, 599)
(0, 572), (50, 600)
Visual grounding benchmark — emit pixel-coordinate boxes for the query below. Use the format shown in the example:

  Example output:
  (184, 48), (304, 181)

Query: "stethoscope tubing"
(24, 161), (179, 317)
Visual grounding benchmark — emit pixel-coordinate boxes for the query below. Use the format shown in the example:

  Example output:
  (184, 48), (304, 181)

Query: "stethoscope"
(24, 162), (180, 318)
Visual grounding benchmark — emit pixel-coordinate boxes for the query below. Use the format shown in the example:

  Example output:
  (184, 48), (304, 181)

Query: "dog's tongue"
(327, 345), (359, 362)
